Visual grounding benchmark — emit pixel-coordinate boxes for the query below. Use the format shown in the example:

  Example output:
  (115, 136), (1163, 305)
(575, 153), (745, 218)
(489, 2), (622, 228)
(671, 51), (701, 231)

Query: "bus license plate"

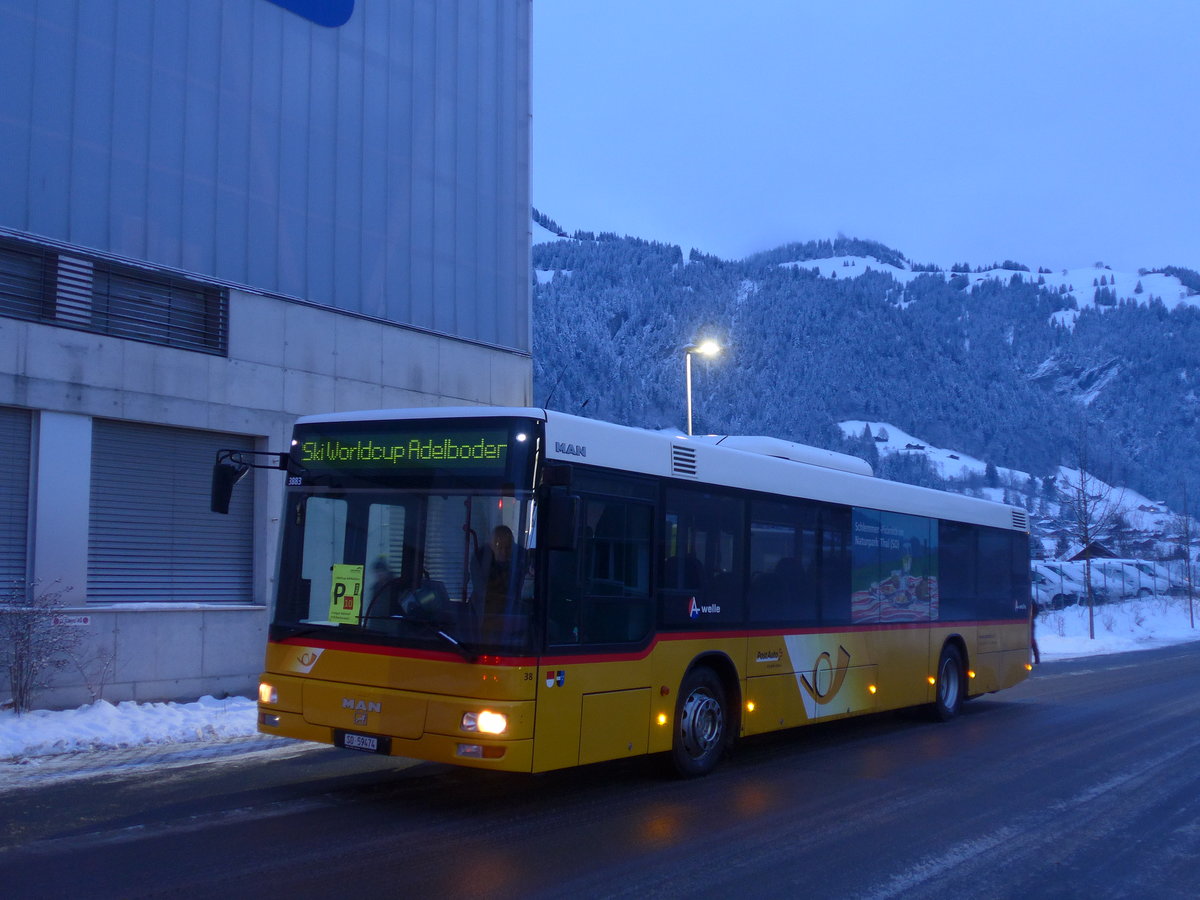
(337, 731), (390, 754)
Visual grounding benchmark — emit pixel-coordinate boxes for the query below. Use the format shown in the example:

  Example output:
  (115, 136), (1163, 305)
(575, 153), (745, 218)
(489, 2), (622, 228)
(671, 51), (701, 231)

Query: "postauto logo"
(265, 0), (354, 28)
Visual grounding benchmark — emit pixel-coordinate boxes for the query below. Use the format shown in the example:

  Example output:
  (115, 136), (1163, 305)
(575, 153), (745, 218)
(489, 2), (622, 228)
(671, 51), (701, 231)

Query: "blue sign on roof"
(265, 0), (355, 28)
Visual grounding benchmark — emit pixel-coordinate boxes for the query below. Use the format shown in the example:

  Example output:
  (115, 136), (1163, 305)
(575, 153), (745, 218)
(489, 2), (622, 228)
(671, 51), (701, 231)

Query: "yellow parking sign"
(328, 564), (364, 624)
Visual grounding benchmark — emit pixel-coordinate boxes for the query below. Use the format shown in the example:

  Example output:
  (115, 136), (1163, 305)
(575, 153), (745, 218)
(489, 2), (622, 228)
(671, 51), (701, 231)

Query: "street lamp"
(684, 339), (721, 436)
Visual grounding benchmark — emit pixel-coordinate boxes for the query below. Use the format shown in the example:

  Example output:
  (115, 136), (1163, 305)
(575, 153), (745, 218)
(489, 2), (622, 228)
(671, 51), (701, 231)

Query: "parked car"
(1123, 560), (1177, 596)
(1042, 560), (1115, 605)
(1031, 562), (1081, 610)
(1089, 560), (1142, 600)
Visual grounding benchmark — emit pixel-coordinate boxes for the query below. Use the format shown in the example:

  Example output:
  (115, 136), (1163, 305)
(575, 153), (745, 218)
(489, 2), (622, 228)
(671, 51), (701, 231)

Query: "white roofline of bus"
(292, 407), (1027, 532)
(294, 406), (550, 425)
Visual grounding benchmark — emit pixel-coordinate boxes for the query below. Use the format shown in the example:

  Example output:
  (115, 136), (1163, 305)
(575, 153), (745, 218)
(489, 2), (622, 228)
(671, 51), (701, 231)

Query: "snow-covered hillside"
(837, 420), (1196, 561)
(780, 254), (1200, 323)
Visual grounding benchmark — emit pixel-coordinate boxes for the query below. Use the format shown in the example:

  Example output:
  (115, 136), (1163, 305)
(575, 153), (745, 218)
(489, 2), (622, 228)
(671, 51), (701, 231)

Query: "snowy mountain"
(531, 226), (1200, 522)
(835, 420), (1196, 562)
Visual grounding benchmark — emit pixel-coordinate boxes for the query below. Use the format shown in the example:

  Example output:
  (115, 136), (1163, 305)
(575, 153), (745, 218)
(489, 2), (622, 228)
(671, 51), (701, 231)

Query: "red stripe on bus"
(274, 617), (1023, 668)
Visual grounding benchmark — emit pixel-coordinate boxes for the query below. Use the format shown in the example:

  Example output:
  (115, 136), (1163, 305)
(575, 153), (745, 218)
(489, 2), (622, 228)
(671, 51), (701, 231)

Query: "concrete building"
(0, 0), (532, 707)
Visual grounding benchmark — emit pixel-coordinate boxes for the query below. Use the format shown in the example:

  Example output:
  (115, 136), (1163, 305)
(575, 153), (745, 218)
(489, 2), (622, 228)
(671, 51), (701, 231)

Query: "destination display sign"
(293, 427), (512, 474)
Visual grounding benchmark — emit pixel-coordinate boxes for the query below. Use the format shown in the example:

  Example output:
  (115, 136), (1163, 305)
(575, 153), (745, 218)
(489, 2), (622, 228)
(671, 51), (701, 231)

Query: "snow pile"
(1038, 597), (1198, 660)
(0, 695), (258, 761)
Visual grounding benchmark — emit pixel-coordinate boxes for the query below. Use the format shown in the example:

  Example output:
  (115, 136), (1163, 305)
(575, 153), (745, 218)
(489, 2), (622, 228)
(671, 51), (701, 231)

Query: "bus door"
(536, 487), (655, 771)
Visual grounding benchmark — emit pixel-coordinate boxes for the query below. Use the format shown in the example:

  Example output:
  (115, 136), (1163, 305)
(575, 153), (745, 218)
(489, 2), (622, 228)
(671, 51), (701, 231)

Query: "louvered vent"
(0, 234), (228, 356)
(55, 255), (94, 327)
(671, 444), (698, 478)
(1012, 510), (1029, 531)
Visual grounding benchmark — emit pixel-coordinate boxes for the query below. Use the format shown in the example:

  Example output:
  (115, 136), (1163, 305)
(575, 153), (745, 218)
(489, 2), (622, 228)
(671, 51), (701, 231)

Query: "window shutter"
(0, 407), (32, 592)
(89, 421), (254, 603)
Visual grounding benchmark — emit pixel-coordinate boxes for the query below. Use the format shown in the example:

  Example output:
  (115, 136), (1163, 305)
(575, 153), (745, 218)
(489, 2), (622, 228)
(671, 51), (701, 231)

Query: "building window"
(0, 235), (227, 356)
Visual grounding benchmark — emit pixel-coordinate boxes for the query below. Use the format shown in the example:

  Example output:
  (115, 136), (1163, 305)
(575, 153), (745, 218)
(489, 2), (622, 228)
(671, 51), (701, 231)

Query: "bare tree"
(0, 582), (81, 714)
(1059, 437), (1126, 640)
(1175, 483), (1196, 630)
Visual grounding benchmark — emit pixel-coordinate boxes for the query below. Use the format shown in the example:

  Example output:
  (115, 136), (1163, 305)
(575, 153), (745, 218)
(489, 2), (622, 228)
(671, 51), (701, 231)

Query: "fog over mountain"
(531, 217), (1200, 522)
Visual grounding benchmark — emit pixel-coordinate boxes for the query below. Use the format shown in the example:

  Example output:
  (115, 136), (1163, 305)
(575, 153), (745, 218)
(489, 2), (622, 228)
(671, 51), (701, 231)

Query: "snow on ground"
(1037, 596), (1198, 660)
(0, 694), (259, 762)
(1, 599), (1196, 764)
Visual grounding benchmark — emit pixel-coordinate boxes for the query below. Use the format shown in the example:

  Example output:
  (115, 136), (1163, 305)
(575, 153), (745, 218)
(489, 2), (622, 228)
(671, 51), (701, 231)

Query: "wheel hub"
(679, 688), (723, 758)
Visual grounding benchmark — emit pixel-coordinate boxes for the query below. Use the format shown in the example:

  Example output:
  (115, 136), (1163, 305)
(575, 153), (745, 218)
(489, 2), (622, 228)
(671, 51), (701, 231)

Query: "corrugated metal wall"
(0, 0), (531, 352)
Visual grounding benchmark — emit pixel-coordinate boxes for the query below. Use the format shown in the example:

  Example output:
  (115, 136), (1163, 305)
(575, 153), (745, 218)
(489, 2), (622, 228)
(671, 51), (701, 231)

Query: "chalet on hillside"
(1066, 541), (1119, 561)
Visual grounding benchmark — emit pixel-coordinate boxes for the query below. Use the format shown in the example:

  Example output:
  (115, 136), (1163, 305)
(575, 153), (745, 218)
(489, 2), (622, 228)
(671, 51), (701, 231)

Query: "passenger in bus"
(483, 525), (516, 615)
(369, 558), (394, 602)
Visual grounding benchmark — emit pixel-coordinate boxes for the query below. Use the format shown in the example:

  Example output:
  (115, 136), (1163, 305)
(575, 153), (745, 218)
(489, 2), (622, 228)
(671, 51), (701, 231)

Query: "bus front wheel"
(671, 666), (727, 777)
(933, 644), (965, 721)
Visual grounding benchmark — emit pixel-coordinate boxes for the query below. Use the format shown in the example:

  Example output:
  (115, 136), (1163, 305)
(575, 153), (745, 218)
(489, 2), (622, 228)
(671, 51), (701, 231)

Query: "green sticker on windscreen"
(328, 564), (365, 624)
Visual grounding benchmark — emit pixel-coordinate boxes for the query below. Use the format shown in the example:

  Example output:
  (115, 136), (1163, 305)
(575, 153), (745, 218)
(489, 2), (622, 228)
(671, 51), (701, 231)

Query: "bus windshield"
(273, 487), (537, 656)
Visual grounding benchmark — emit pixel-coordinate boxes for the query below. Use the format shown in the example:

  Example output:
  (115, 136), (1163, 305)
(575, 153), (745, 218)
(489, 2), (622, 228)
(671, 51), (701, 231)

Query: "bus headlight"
(258, 682), (277, 705)
(461, 710), (508, 735)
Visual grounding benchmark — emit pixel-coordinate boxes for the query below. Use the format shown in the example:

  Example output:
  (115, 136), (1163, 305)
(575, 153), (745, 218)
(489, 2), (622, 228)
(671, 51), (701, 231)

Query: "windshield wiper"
(397, 616), (478, 662)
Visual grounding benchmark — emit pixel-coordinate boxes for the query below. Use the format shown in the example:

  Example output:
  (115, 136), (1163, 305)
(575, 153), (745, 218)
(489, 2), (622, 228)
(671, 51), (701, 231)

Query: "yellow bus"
(214, 407), (1032, 776)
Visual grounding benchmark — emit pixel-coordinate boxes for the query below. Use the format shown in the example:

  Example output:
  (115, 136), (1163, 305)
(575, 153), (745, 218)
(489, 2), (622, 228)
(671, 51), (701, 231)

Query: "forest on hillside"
(532, 232), (1200, 517)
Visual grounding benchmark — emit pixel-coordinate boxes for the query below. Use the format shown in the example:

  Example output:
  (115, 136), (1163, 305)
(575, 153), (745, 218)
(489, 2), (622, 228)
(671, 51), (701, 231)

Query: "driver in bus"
(484, 525), (515, 615)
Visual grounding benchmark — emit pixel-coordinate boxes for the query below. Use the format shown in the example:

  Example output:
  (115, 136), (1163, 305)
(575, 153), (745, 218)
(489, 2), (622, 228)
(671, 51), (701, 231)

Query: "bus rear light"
(258, 682), (277, 705)
(260, 713), (280, 727)
(462, 710), (508, 735)
(457, 743), (507, 759)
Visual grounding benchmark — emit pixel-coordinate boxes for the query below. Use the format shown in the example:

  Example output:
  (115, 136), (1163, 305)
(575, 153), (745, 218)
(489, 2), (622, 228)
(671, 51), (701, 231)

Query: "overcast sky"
(532, 1), (1200, 272)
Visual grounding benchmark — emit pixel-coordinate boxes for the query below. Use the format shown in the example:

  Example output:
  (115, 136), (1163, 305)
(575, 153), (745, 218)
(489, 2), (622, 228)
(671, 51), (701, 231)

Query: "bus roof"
(293, 406), (1028, 533)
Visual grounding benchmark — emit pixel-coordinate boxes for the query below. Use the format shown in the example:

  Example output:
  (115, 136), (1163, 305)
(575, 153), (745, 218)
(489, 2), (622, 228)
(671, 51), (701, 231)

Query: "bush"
(0, 582), (80, 714)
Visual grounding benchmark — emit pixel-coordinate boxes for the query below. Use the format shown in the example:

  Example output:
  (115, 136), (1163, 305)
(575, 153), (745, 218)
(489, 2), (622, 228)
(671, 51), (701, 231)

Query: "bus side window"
(547, 495), (653, 645)
(938, 522), (976, 621)
(817, 506), (853, 625)
(659, 487), (745, 627)
(546, 548), (581, 645)
(977, 528), (1014, 619)
(748, 498), (819, 626)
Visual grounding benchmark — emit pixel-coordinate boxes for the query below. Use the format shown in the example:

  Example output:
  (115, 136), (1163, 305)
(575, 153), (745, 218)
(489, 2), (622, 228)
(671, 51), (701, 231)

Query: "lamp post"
(684, 339), (721, 436)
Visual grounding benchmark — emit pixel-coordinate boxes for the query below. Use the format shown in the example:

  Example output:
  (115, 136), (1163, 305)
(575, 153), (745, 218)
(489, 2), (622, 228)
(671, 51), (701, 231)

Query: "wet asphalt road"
(3, 642), (1200, 899)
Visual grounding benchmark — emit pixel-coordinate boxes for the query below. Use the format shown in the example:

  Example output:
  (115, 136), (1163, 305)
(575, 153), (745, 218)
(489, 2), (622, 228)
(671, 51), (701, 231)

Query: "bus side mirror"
(211, 458), (249, 514)
(543, 489), (579, 551)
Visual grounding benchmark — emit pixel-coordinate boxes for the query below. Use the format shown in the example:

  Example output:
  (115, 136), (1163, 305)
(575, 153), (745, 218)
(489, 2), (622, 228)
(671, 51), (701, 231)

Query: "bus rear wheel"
(671, 667), (727, 777)
(933, 644), (965, 721)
